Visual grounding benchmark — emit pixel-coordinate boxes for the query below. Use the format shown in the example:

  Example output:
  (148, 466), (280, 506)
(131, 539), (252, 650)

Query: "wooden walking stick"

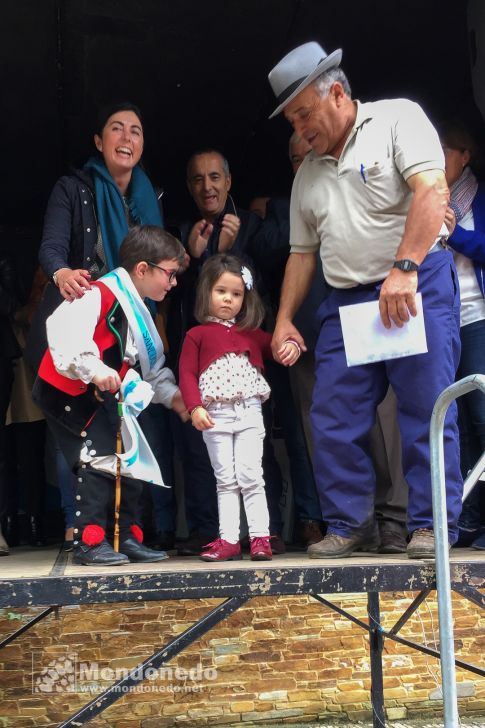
(113, 392), (124, 553)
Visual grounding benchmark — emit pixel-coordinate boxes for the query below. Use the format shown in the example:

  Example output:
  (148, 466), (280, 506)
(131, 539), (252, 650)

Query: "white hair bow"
(241, 266), (253, 290)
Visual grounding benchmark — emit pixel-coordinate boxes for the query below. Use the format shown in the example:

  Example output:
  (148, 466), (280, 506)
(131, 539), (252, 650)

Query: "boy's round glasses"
(148, 262), (178, 282)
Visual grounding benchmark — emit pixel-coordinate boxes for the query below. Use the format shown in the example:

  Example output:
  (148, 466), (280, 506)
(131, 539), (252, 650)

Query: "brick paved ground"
(241, 720), (485, 727)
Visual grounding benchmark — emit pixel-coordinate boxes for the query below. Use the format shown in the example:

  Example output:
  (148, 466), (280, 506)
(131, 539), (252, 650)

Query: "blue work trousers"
(311, 250), (463, 543)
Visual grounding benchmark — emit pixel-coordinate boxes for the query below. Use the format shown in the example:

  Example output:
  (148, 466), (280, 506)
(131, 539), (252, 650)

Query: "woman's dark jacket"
(166, 201), (261, 372)
(27, 169), (98, 369)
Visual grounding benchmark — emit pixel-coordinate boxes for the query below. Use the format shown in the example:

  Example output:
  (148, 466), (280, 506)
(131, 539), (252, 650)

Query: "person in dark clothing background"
(168, 149), (288, 555)
(0, 250), (22, 555)
(248, 133), (326, 548)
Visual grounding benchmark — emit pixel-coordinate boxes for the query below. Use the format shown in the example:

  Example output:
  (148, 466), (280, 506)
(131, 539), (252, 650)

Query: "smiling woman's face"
(94, 110), (144, 177)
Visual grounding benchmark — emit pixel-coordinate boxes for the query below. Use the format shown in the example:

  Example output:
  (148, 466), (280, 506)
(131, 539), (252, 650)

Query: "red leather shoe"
(250, 536), (272, 561)
(200, 538), (242, 562)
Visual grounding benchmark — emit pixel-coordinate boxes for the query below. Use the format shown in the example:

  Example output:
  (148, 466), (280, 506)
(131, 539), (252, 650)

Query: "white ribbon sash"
(82, 268), (169, 486)
(118, 370), (167, 487)
(101, 267), (165, 379)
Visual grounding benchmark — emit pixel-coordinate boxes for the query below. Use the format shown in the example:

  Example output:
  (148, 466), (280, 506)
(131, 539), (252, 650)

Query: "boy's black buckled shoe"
(119, 536), (169, 562)
(73, 540), (129, 566)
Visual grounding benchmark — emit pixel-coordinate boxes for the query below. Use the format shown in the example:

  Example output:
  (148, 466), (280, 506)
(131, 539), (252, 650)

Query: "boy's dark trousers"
(45, 394), (143, 545)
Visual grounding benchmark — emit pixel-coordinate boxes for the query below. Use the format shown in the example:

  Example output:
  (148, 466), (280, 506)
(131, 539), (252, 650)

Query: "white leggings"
(202, 397), (270, 543)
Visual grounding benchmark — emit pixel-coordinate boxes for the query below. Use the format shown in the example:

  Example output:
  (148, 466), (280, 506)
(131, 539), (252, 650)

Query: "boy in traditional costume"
(34, 225), (188, 565)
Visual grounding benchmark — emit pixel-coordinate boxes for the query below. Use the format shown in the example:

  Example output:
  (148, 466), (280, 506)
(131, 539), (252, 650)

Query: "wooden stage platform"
(0, 545), (484, 608)
(1, 547), (484, 727)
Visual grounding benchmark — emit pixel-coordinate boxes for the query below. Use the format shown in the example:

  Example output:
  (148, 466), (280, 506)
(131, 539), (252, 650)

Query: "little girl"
(179, 254), (300, 562)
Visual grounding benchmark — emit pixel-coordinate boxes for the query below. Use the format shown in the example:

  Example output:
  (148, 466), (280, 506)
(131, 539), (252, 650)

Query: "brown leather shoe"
(270, 533), (286, 555)
(407, 528), (436, 559)
(308, 529), (379, 559)
(299, 520), (325, 547)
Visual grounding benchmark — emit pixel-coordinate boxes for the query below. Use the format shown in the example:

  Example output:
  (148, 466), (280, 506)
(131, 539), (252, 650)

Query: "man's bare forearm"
(276, 252), (317, 323)
(395, 170), (448, 264)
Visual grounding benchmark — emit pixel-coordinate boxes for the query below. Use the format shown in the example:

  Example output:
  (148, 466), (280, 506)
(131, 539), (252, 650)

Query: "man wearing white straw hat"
(268, 41), (463, 559)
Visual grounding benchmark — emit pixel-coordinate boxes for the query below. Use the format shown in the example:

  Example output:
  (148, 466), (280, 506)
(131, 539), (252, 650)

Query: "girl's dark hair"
(95, 101), (143, 136)
(119, 225), (185, 271)
(194, 254), (264, 330)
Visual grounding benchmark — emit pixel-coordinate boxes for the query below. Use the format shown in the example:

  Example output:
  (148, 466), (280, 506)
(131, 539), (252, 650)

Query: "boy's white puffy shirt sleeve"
(46, 287), (109, 383)
(146, 366), (179, 408)
(46, 285), (178, 405)
(46, 287), (137, 383)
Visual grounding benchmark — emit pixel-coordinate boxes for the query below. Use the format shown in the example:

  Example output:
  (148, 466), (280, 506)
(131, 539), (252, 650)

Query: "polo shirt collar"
(353, 99), (374, 129)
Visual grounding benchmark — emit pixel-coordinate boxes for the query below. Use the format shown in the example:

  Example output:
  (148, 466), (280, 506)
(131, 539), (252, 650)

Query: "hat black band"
(276, 58), (324, 106)
(277, 76), (307, 106)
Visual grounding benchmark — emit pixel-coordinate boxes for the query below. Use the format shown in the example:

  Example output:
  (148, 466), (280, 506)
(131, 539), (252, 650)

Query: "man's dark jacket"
(166, 199), (261, 371)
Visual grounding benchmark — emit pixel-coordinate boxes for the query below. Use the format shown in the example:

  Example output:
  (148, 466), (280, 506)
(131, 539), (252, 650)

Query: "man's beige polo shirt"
(289, 98), (445, 288)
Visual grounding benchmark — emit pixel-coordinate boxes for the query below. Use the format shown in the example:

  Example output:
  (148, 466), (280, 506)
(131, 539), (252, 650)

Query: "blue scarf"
(84, 156), (163, 271)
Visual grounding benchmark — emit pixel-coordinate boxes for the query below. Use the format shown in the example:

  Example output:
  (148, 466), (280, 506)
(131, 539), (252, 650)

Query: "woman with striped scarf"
(441, 120), (485, 550)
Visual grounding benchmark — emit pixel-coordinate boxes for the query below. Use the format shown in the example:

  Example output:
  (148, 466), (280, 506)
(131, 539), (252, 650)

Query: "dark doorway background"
(1, 0), (482, 266)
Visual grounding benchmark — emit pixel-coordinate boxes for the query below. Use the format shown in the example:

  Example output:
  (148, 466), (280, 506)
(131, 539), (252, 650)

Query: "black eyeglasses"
(148, 262), (178, 282)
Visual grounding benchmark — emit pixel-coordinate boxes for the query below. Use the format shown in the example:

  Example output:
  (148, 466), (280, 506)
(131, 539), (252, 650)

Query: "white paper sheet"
(339, 293), (428, 367)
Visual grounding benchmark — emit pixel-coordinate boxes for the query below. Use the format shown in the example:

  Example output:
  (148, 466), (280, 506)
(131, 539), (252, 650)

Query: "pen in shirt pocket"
(360, 163), (367, 184)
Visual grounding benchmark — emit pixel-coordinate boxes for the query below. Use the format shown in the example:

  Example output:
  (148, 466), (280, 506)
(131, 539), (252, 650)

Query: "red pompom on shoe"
(130, 525), (144, 543)
(82, 525), (105, 546)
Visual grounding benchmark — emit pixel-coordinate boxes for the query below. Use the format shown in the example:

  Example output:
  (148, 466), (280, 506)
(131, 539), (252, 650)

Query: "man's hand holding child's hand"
(277, 339), (301, 367)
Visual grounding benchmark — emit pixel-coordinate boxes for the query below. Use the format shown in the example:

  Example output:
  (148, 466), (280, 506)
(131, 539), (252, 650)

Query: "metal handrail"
(429, 373), (485, 727)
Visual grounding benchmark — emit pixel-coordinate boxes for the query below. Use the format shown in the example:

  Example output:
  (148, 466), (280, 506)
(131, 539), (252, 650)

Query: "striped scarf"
(449, 166), (478, 222)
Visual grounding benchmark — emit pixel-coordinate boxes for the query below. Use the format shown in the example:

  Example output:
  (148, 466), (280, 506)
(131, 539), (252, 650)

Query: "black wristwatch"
(393, 259), (419, 273)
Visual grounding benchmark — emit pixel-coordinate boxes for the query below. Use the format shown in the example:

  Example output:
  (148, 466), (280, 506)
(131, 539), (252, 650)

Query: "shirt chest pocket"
(360, 159), (389, 180)
(347, 155), (403, 211)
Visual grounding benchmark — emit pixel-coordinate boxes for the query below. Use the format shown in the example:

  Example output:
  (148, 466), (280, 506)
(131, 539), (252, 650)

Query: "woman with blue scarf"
(39, 100), (162, 300)
(32, 101), (172, 556)
(441, 120), (485, 551)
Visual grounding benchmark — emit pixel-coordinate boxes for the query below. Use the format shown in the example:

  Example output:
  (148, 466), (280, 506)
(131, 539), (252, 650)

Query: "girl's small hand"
(191, 406), (215, 431)
(272, 322), (306, 363)
(278, 340), (301, 366)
